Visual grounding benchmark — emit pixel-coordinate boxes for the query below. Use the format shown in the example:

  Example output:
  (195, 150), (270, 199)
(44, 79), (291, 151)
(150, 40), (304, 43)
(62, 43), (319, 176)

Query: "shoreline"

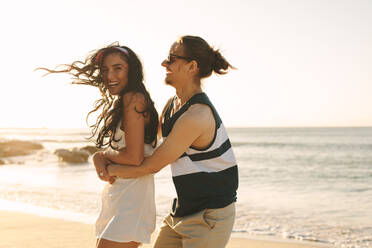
(0, 210), (333, 248)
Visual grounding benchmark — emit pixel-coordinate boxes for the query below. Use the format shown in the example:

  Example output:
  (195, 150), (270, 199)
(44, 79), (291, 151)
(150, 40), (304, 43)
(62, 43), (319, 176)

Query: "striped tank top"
(162, 92), (239, 217)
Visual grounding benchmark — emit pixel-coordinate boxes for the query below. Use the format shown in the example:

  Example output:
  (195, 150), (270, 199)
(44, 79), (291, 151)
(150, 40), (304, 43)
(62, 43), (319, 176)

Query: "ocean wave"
(38, 139), (93, 143)
(0, 128), (91, 137)
(0, 137), (94, 144)
(232, 141), (372, 150)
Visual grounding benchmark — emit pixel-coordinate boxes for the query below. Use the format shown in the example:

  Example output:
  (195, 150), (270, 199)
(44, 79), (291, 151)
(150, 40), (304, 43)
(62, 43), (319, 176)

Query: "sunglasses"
(165, 54), (194, 64)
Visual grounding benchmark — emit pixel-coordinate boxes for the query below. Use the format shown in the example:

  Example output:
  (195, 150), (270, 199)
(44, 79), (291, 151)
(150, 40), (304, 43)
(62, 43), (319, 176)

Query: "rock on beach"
(80, 145), (100, 155)
(0, 140), (44, 158)
(54, 148), (91, 164)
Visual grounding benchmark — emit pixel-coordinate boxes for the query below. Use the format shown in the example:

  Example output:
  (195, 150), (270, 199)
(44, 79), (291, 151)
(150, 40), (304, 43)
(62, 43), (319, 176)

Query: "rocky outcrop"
(80, 145), (100, 155)
(54, 148), (90, 164)
(0, 140), (44, 158)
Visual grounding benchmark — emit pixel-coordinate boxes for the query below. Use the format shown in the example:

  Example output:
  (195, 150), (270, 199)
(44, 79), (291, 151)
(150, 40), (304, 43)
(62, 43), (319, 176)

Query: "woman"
(105, 36), (239, 248)
(39, 44), (158, 248)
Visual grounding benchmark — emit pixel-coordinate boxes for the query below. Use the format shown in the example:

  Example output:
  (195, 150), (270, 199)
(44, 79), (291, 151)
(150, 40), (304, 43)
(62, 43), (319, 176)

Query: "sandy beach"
(0, 211), (332, 248)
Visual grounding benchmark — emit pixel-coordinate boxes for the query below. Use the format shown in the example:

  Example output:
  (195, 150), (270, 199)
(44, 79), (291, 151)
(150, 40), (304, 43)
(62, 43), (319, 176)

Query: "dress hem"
(95, 235), (151, 244)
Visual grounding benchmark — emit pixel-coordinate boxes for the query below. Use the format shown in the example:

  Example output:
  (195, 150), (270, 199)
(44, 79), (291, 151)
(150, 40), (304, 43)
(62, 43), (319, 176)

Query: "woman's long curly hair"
(39, 43), (158, 149)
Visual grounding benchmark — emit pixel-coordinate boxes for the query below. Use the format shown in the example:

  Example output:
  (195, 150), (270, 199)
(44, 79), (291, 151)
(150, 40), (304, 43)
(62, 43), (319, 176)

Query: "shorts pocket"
(202, 209), (217, 229)
(202, 203), (236, 230)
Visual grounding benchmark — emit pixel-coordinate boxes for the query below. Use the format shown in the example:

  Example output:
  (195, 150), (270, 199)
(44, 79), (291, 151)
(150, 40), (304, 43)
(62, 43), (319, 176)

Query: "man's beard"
(164, 78), (173, 85)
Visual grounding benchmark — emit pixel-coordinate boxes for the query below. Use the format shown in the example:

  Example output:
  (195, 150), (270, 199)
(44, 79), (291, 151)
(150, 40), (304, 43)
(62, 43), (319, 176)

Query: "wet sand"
(0, 211), (332, 248)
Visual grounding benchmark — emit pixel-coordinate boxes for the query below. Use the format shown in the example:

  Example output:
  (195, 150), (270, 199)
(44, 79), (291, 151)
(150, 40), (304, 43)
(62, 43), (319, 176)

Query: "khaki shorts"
(153, 203), (235, 248)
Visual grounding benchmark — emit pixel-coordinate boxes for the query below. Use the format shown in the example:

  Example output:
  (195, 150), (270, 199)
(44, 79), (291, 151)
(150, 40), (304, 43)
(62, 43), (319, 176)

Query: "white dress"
(95, 127), (156, 243)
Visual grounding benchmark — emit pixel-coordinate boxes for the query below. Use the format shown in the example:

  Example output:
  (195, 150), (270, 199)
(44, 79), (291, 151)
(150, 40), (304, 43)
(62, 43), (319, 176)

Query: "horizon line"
(1, 125), (371, 130)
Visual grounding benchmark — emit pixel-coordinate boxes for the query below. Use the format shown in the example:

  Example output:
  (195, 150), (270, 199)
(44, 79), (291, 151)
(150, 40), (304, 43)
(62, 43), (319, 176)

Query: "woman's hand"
(93, 152), (116, 184)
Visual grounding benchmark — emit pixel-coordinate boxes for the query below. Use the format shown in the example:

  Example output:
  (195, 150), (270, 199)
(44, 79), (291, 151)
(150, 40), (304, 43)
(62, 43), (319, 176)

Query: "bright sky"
(1, 0), (371, 128)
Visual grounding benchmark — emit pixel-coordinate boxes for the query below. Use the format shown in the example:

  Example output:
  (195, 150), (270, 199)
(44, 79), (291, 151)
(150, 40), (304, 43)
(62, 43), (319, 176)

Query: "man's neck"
(175, 82), (202, 105)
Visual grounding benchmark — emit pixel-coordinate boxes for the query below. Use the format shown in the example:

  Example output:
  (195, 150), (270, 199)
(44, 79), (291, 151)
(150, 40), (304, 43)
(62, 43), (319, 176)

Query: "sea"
(0, 127), (371, 248)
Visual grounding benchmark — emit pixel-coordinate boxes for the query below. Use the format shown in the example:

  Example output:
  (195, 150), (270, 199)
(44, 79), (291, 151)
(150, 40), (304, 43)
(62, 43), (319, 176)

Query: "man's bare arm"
(107, 104), (213, 178)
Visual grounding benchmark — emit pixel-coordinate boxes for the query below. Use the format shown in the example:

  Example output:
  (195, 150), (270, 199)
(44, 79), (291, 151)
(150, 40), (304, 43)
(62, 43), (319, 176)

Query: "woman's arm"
(103, 92), (147, 166)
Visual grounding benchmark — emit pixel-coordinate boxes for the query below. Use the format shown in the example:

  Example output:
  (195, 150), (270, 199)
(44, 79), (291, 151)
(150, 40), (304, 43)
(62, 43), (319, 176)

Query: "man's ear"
(188, 60), (199, 75)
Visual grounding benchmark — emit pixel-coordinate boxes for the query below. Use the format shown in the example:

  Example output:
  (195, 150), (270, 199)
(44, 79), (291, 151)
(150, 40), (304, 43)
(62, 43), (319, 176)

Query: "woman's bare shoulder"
(122, 91), (146, 111)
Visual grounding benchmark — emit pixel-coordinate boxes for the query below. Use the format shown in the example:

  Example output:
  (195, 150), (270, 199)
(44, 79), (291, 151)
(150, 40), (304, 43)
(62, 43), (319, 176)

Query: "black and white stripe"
(162, 93), (239, 217)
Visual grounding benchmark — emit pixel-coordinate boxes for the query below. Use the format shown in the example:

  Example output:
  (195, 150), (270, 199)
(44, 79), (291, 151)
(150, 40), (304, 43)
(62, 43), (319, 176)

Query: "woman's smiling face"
(102, 53), (129, 95)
